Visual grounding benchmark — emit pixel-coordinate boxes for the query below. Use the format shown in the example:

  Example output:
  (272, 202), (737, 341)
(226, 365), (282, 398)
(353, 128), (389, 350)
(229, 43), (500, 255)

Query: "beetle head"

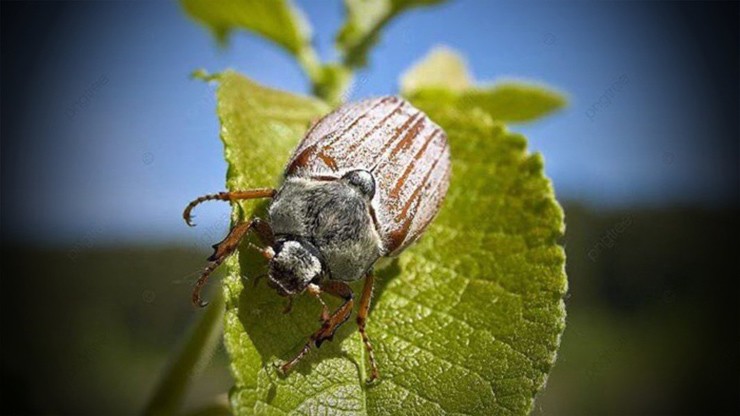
(267, 238), (323, 296)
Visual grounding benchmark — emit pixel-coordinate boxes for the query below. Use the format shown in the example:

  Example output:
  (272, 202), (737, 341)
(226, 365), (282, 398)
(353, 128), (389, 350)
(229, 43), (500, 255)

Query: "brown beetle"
(184, 96), (450, 382)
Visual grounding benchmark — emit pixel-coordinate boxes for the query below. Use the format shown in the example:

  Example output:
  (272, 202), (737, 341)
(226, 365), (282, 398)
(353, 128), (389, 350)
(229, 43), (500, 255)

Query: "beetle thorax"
(268, 173), (383, 284)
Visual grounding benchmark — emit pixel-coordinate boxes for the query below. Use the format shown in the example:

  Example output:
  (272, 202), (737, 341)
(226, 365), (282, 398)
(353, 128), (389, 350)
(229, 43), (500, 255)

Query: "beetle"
(183, 96), (450, 383)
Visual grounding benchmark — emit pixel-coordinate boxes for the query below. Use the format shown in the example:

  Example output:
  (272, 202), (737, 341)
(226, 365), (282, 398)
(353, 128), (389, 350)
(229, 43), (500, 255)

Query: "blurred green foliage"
(0, 247), (232, 415)
(401, 47), (566, 123)
(181, 0), (311, 54)
(181, 0), (452, 106)
(336, 0), (446, 68)
(182, 0), (350, 105)
(534, 205), (740, 414)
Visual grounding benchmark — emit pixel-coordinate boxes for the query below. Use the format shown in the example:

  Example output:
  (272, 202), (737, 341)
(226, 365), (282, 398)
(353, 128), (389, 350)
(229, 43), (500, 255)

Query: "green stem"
(341, 11), (393, 70)
(144, 291), (225, 416)
(296, 46), (323, 84)
(297, 46), (353, 106)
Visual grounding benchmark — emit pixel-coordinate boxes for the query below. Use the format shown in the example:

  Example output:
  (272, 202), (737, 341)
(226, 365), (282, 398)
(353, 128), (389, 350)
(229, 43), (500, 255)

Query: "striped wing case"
(285, 96), (451, 256)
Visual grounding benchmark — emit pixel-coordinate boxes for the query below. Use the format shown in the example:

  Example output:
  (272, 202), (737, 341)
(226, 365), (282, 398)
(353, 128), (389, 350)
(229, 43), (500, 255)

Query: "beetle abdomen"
(286, 96), (450, 256)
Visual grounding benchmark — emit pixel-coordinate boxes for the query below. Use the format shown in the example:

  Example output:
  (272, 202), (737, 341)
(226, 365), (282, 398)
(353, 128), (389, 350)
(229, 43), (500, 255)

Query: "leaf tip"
(190, 68), (219, 82)
(400, 44), (472, 95)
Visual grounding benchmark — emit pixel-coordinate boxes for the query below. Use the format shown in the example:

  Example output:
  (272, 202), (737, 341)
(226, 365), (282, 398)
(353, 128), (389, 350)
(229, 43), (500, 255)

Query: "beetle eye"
(343, 169), (375, 199)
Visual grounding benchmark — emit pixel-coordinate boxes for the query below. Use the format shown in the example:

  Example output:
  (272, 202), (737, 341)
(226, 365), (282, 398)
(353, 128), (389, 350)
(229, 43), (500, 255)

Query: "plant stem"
(296, 47), (323, 85)
(296, 46), (353, 106)
(144, 290), (225, 416)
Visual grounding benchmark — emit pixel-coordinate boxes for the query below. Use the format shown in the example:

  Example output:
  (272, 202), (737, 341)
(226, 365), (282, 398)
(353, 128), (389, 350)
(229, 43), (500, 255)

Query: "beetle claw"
(365, 373), (380, 385)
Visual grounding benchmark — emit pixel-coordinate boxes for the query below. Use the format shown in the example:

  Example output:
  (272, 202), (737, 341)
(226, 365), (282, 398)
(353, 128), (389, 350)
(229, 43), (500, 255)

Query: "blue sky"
(4, 0), (736, 245)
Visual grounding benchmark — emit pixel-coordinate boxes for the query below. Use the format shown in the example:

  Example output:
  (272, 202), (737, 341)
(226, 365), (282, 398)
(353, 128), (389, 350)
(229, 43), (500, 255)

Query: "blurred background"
(1, 1), (737, 414)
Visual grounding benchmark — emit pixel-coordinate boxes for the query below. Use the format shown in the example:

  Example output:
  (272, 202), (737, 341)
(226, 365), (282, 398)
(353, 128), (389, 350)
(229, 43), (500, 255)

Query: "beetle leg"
(357, 272), (379, 383)
(183, 188), (276, 226)
(278, 282), (354, 375)
(245, 217), (276, 261)
(193, 217), (273, 308)
(307, 283), (330, 322)
(309, 281), (355, 347)
(249, 217), (275, 246)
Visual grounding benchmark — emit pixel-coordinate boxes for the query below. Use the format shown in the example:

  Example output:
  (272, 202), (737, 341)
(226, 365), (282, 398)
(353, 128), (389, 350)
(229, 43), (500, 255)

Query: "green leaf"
(181, 0), (311, 55)
(337, 0), (447, 68)
(402, 47), (567, 123)
(399, 46), (472, 94)
(408, 84), (567, 123)
(215, 71), (566, 415)
(181, 0), (326, 94)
